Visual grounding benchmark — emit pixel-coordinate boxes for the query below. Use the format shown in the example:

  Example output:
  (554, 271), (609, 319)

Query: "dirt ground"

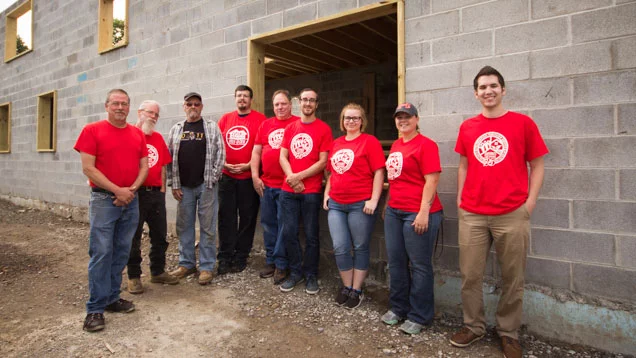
(0, 199), (629, 358)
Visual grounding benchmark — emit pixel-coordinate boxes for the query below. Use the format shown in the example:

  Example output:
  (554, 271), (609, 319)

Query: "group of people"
(74, 66), (547, 358)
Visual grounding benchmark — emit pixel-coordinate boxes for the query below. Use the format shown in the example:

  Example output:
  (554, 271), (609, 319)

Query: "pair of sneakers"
(335, 286), (364, 309)
(279, 274), (320, 294)
(381, 310), (425, 335)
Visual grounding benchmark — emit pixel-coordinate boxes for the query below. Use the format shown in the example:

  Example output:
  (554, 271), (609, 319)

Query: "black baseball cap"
(393, 102), (418, 117)
(184, 92), (202, 101)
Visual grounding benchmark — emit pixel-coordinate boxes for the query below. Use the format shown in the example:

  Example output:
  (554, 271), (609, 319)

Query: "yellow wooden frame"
(98, 0), (129, 54)
(4, 0), (32, 62)
(0, 102), (11, 153)
(36, 90), (57, 152)
(247, 0), (405, 113)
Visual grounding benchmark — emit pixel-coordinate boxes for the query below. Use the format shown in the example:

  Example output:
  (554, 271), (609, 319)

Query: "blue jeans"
(327, 199), (376, 271)
(87, 192), (139, 313)
(279, 191), (321, 278)
(176, 183), (218, 271)
(261, 186), (287, 269)
(384, 206), (443, 325)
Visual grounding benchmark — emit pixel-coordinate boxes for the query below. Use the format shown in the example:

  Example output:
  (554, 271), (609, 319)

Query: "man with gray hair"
(126, 100), (179, 295)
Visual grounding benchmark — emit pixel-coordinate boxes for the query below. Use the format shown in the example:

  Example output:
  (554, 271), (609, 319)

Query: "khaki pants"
(458, 205), (530, 339)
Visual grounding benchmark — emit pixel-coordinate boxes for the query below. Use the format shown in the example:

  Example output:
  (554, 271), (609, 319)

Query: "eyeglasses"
(185, 102), (202, 107)
(109, 101), (129, 107)
(140, 109), (159, 117)
(300, 98), (317, 104)
(343, 116), (362, 122)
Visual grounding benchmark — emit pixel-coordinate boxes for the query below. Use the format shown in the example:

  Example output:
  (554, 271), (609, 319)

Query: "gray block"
(573, 200), (636, 233)
(573, 263), (636, 301)
(438, 140), (459, 166)
(532, 228), (615, 264)
(573, 71), (636, 105)
(460, 53), (530, 87)
(619, 169), (636, 200)
(267, 0), (300, 14)
(532, 106), (614, 138)
(532, 199), (569, 228)
(405, 10), (459, 43)
(432, 87), (482, 115)
(213, 8), (238, 31)
(438, 192), (457, 219)
(617, 235), (636, 268)
(317, 0), (356, 18)
(531, 41), (612, 79)
(437, 166), (457, 194)
(404, 0), (430, 19)
(419, 114), (465, 142)
(237, 0), (266, 23)
(531, 0), (612, 19)
(572, 137), (636, 168)
(495, 17), (568, 55)
(431, 0), (483, 13)
(615, 36), (636, 70)
(283, 3), (316, 27)
(404, 90), (433, 116)
(169, 26), (190, 44)
(542, 138), (569, 168)
(441, 218), (459, 245)
(505, 78), (570, 110)
(541, 169), (615, 200)
(224, 22), (251, 43)
(406, 63), (461, 91)
(432, 31), (492, 63)
(462, 0), (528, 33)
(618, 103), (636, 135)
(405, 42), (432, 69)
(525, 256), (571, 289)
(571, 3), (636, 43)
(252, 13), (282, 35)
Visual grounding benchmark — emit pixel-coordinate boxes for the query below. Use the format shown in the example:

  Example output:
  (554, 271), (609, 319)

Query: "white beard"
(141, 120), (155, 135)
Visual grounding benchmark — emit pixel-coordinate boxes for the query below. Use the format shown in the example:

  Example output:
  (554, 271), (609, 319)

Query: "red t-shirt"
(143, 131), (172, 187)
(281, 118), (333, 194)
(74, 119), (147, 188)
(218, 110), (266, 179)
(455, 111), (548, 215)
(386, 134), (443, 213)
(255, 115), (300, 188)
(327, 133), (385, 204)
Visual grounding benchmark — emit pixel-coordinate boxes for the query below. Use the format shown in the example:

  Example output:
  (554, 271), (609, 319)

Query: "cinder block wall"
(404, 0), (636, 304)
(0, 0), (634, 311)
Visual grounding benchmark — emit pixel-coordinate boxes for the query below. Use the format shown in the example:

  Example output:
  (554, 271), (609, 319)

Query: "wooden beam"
(266, 63), (303, 77)
(362, 73), (376, 136)
(360, 15), (398, 43)
(333, 25), (395, 56)
(248, 40), (266, 113)
(312, 29), (386, 63)
(265, 45), (335, 72)
(249, 0), (398, 44)
(397, 0), (405, 105)
(289, 36), (367, 66)
(274, 40), (352, 69)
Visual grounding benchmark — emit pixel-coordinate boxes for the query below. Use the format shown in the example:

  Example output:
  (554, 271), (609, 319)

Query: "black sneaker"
(230, 261), (247, 273)
(344, 290), (364, 309)
(335, 286), (351, 305)
(83, 313), (105, 332)
(105, 298), (135, 313)
(217, 261), (231, 275)
(280, 274), (304, 292)
(305, 276), (320, 295)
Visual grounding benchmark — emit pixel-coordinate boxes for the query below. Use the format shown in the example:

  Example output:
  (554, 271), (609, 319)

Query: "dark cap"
(184, 92), (202, 101)
(393, 102), (418, 118)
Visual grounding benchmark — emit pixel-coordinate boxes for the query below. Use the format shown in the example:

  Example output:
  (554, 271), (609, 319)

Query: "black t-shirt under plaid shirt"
(178, 119), (206, 188)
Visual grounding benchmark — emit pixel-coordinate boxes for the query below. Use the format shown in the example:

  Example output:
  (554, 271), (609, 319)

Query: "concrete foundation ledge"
(0, 195), (89, 223)
(434, 275), (636, 356)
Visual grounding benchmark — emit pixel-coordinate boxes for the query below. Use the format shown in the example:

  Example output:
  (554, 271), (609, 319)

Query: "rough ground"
(0, 199), (630, 358)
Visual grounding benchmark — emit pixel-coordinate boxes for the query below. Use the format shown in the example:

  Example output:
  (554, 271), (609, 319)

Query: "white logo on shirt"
(226, 125), (249, 150)
(386, 152), (403, 180)
(290, 133), (313, 159)
(473, 131), (508, 166)
(147, 144), (158, 168)
(331, 149), (354, 174)
(268, 128), (285, 149)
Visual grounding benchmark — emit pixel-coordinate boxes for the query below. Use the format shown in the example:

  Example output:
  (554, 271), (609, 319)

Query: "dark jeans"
(127, 190), (168, 278)
(279, 191), (321, 279)
(218, 174), (260, 265)
(384, 206), (443, 325)
(261, 186), (287, 269)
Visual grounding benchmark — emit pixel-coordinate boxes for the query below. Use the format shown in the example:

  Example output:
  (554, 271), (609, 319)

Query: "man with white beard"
(126, 100), (179, 294)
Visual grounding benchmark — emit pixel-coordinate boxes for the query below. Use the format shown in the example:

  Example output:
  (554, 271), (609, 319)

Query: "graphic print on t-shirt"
(290, 133), (313, 159)
(386, 152), (403, 180)
(226, 125), (250, 150)
(330, 149), (354, 174)
(181, 130), (204, 141)
(147, 144), (159, 168)
(473, 131), (508, 166)
(268, 128), (285, 149)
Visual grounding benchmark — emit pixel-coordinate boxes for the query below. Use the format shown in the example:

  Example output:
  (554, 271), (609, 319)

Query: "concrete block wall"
(405, 0), (636, 305)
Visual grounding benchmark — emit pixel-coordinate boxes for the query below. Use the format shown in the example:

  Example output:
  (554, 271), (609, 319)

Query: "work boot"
(127, 278), (144, 294)
(150, 272), (179, 285)
(198, 270), (215, 285)
(259, 263), (275, 278)
(170, 266), (197, 279)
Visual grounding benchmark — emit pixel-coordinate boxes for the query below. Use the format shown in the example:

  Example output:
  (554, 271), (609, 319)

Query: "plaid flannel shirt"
(166, 117), (225, 189)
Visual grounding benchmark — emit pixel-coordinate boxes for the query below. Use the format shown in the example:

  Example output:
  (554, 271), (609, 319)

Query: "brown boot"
(150, 272), (179, 285)
(449, 327), (484, 348)
(259, 263), (275, 278)
(170, 266), (197, 279)
(198, 270), (215, 285)
(127, 278), (144, 294)
(501, 336), (522, 358)
(273, 268), (288, 285)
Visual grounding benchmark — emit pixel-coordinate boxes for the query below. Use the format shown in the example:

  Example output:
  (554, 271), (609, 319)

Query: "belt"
(140, 186), (162, 191)
(91, 187), (114, 196)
